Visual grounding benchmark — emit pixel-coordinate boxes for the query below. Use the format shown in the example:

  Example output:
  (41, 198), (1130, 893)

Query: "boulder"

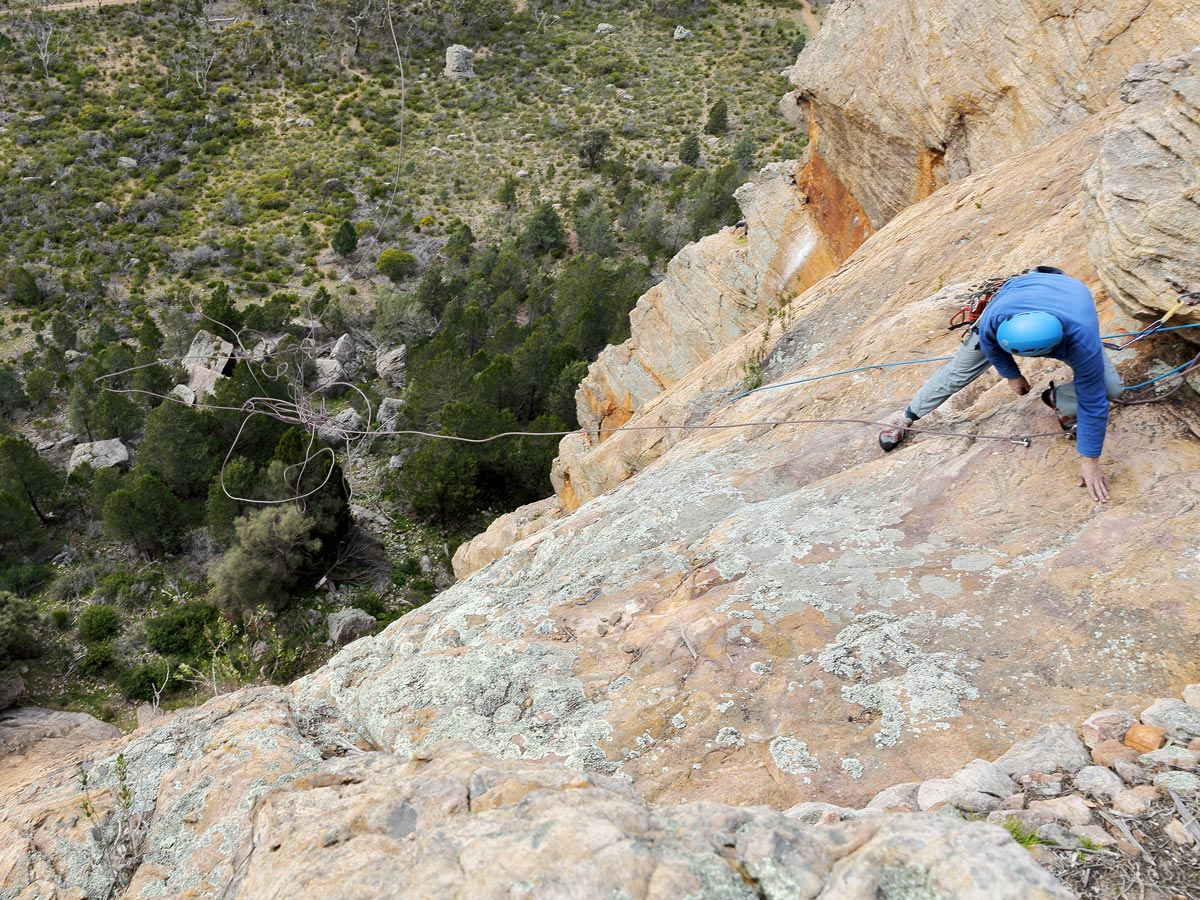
(67, 438), (131, 474)
(0, 707), (121, 758)
(1072, 766), (1124, 802)
(1124, 723), (1166, 753)
(327, 608), (377, 646)
(865, 781), (921, 811)
(183, 329), (235, 374)
(672, 25), (693, 41)
(1183, 684), (1200, 708)
(1139, 698), (1200, 742)
(1112, 785), (1158, 816)
(316, 407), (363, 447)
(116, 156), (138, 169)
(376, 344), (408, 389)
(312, 357), (347, 395)
(169, 383), (196, 406)
(1152, 771), (1200, 794)
(330, 333), (356, 364)
(994, 724), (1091, 781)
(1026, 795), (1093, 827)
(596, 23), (616, 35)
(1081, 709), (1135, 749)
(1138, 746), (1199, 771)
(378, 397), (403, 433)
(0, 670), (24, 711)
(444, 44), (475, 79)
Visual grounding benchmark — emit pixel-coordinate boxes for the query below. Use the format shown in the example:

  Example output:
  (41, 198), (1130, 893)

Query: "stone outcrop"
(326, 608), (377, 645)
(375, 343), (407, 389)
(552, 160), (838, 512)
(294, 62), (1200, 812)
(784, 0), (1200, 246)
(67, 438), (131, 474)
(0, 719), (1072, 899)
(451, 495), (563, 580)
(182, 329), (235, 400)
(443, 44), (474, 79)
(1083, 51), (1200, 335)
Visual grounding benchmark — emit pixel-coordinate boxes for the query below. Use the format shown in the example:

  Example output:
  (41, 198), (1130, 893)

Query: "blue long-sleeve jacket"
(976, 272), (1109, 457)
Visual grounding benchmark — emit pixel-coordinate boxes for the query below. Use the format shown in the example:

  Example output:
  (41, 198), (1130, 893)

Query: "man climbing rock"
(878, 268), (1123, 503)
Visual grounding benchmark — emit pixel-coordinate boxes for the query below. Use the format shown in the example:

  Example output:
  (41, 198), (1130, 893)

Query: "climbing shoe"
(878, 412), (914, 452)
(1041, 381), (1076, 439)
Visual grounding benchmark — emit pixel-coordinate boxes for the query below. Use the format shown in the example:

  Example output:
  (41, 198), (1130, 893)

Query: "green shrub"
(119, 660), (170, 701)
(52, 608), (70, 630)
(80, 641), (116, 675)
(78, 604), (120, 643)
(0, 592), (38, 667)
(145, 603), (219, 658)
(376, 248), (418, 283)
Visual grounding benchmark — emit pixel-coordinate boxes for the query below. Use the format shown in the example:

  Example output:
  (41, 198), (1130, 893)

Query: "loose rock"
(1027, 795), (1093, 826)
(994, 723), (1090, 780)
(1112, 785), (1158, 816)
(1073, 766), (1125, 802)
(326, 608), (377, 646)
(1081, 709), (1135, 749)
(1123, 723), (1166, 753)
(1139, 699), (1200, 742)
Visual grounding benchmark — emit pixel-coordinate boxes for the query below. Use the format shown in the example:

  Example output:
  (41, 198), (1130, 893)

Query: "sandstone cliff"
(4, 6), (1200, 898)
(294, 49), (1200, 812)
(784, 0), (1200, 242)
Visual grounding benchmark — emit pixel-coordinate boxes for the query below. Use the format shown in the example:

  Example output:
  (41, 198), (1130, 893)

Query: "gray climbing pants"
(905, 331), (1123, 420)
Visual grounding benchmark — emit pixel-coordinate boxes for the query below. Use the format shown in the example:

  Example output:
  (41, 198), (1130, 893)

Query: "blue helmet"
(997, 311), (1063, 356)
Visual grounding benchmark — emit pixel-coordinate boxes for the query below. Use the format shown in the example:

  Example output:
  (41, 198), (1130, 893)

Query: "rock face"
(0, 721), (1071, 899)
(443, 44), (474, 79)
(452, 495), (563, 579)
(67, 438), (131, 474)
(552, 160), (839, 512)
(784, 0), (1200, 245)
(182, 329), (235, 399)
(295, 61), (1200, 811)
(375, 344), (407, 389)
(1084, 51), (1200, 335)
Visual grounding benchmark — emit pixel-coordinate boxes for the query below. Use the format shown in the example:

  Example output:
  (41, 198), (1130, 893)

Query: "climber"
(878, 267), (1124, 503)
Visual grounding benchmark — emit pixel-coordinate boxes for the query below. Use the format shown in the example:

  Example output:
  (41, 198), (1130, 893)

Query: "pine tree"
(704, 99), (728, 135)
(679, 133), (701, 166)
(332, 220), (359, 257)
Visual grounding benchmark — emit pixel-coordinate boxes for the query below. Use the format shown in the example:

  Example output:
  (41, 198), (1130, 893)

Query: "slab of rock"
(1152, 771), (1200, 794)
(1092, 739), (1140, 767)
(169, 383), (196, 405)
(1081, 709), (1135, 749)
(67, 438), (130, 474)
(330, 333), (356, 364)
(1084, 50), (1200, 340)
(1137, 746), (1199, 771)
(1139, 698), (1200, 742)
(444, 44), (475, 79)
(376, 344), (407, 388)
(596, 23), (616, 34)
(451, 495), (564, 580)
(0, 670), (24, 711)
(1112, 785), (1158, 816)
(187, 363), (227, 399)
(672, 25), (693, 41)
(316, 407), (363, 447)
(312, 357), (347, 395)
(1027, 795), (1093, 827)
(184, 328), (235, 374)
(865, 781), (921, 811)
(1072, 766), (1124, 802)
(994, 724), (1090, 780)
(327, 608), (377, 645)
(1124, 723), (1166, 753)
(1183, 685), (1200, 708)
(952, 758), (1017, 798)
(116, 156), (138, 169)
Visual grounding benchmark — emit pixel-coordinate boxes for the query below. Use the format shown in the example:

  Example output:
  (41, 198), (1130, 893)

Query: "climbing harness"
(948, 276), (1009, 331)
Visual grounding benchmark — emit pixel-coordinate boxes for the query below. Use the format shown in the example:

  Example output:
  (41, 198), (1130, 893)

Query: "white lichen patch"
(817, 611), (980, 748)
(714, 727), (745, 748)
(769, 736), (820, 774)
(841, 758), (865, 779)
